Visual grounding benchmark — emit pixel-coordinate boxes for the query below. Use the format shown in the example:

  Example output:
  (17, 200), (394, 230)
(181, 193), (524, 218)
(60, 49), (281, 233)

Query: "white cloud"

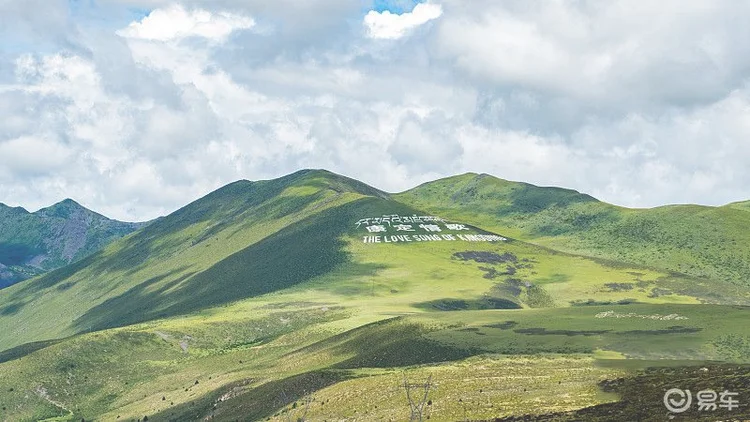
(0, 135), (72, 176)
(1, 0), (750, 221)
(432, 1), (750, 108)
(117, 4), (254, 42)
(364, 2), (442, 39)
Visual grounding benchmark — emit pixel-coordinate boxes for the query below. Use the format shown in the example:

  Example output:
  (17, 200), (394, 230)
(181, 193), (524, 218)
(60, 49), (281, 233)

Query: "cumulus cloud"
(1, 0), (750, 221)
(364, 2), (442, 39)
(433, 0), (750, 109)
(0, 136), (72, 176)
(117, 4), (254, 42)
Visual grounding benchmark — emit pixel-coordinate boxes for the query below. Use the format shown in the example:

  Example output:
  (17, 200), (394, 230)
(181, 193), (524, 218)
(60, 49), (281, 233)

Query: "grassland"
(3, 292), (750, 420)
(3, 230), (750, 420)
(2, 169), (750, 421)
(396, 173), (750, 287)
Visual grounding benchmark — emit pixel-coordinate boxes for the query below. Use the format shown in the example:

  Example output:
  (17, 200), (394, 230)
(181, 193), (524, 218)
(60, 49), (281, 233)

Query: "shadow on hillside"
(0, 338), (65, 364)
(0, 248), (106, 314)
(148, 370), (353, 422)
(69, 197), (404, 333)
(488, 364), (750, 421)
(414, 297), (522, 311)
(285, 317), (480, 370)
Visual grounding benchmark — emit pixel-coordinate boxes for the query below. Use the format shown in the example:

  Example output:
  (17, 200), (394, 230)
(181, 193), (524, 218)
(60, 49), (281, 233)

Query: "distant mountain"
(0, 199), (146, 288)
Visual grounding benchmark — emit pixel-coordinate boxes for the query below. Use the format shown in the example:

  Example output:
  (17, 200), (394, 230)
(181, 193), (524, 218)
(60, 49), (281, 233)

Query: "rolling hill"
(397, 173), (750, 286)
(1, 169), (750, 421)
(0, 199), (146, 288)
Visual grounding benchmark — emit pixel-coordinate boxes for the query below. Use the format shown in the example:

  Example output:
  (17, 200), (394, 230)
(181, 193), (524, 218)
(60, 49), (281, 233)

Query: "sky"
(1, 0), (750, 221)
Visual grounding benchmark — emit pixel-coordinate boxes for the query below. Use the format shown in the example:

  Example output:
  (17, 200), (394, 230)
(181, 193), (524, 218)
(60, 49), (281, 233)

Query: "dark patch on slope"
(0, 243), (41, 266)
(148, 370), (352, 422)
(453, 251), (518, 264)
(0, 338), (65, 364)
(415, 297), (522, 311)
(69, 198), (396, 332)
(621, 326), (702, 335)
(507, 184), (598, 214)
(484, 321), (518, 330)
(513, 327), (612, 337)
(486, 364), (750, 421)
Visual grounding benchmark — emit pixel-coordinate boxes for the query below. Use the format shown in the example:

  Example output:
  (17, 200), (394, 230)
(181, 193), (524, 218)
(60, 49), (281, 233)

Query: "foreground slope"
(0, 200), (144, 287)
(397, 173), (750, 286)
(2, 241), (750, 420)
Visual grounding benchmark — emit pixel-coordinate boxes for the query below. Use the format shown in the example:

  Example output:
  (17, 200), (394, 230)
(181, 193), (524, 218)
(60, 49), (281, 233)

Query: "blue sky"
(68, 0), (151, 28)
(2, 0), (750, 221)
(371, 0), (421, 13)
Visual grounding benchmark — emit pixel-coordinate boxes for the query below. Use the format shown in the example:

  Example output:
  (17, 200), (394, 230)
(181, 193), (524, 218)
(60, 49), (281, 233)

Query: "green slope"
(5, 169), (746, 352)
(0, 170), (407, 349)
(0, 199), (144, 288)
(727, 200), (750, 212)
(396, 173), (750, 286)
(2, 169), (750, 421)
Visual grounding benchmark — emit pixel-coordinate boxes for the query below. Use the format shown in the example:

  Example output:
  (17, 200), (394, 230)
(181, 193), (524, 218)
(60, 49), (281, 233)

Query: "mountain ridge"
(397, 172), (750, 285)
(0, 198), (147, 288)
(3, 168), (749, 352)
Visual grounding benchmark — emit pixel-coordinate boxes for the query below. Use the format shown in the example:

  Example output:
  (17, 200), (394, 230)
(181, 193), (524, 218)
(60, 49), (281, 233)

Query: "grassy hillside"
(396, 173), (750, 286)
(2, 169), (750, 421)
(2, 279), (750, 420)
(0, 170), (399, 349)
(0, 199), (144, 288)
(5, 170), (748, 352)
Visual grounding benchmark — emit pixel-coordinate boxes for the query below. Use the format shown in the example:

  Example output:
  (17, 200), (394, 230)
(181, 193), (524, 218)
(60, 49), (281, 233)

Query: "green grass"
(2, 169), (750, 421)
(2, 223), (750, 420)
(3, 300), (750, 421)
(9, 169), (740, 352)
(396, 173), (750, 287)
(0, 170), (395, 349)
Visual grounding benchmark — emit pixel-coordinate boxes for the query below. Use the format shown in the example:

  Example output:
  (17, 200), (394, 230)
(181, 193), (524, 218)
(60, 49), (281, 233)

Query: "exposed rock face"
(0, 199), (146, 288)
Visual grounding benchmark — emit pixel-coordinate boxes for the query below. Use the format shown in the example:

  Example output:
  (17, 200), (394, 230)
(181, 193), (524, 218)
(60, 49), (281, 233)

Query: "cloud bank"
(1, 0), (749, 221)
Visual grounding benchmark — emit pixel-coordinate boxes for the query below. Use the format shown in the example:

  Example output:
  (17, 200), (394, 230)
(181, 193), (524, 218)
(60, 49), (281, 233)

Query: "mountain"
(397, 172), (750, 286)
(0, 199), (146, 288)
(1, 169), (750, 421)
(0, 169), (401, 347)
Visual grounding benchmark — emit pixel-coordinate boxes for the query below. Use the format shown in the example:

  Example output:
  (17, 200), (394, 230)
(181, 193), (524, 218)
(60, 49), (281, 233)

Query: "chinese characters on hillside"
(356, 214), (507, 244)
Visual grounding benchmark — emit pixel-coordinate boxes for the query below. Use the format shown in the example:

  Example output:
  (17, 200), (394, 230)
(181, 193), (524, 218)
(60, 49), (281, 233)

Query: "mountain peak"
(34, 198), (94, 219)
(54, 198), (83, 208)
(0, 203), (30, 214)
(250, 168), (389, 199)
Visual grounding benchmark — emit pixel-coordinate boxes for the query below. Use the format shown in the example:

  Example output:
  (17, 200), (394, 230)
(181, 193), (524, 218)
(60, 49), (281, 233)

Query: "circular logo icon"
(664, 388), (692, 413)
